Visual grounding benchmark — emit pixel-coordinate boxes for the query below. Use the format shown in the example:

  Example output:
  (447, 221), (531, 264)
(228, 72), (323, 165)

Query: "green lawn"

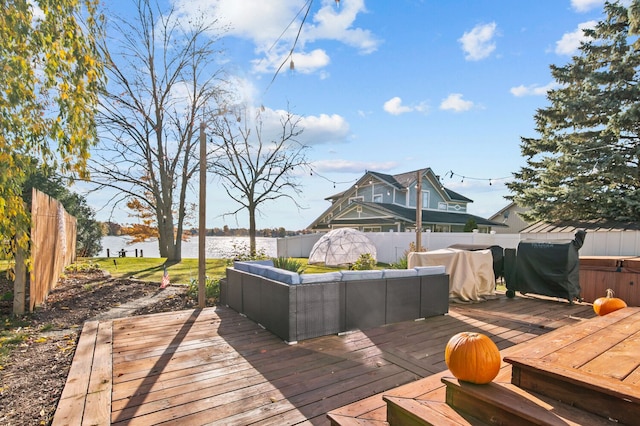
(84, 257), (228, 285)
(83, 257), (345, 285)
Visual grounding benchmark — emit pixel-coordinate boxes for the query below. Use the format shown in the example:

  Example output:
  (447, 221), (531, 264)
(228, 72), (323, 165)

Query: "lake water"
(99, 235), (278, 259)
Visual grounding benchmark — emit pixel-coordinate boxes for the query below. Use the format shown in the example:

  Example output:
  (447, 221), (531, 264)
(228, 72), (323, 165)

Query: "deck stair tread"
(436, 376), (615, 426)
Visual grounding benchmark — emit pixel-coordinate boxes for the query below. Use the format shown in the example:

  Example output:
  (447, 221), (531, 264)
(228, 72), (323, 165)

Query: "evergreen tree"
(463, 219), (478, 232)
(508, 2), (640, 222)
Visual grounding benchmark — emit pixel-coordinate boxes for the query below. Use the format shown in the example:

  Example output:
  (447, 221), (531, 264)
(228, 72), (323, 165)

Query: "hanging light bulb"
(289, 58), (295, 70)
(489, 180), (492, 186)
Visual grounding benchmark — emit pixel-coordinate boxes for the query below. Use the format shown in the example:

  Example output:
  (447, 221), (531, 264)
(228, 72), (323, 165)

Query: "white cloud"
(555, 20), (597, 55)
(459, 22), (498, 61)
(297, 113), (350, 145)
(173, 0), (379, 75)
(252, 48), (331, 75)
(312, 159), (398, 174)
(571, 0), (604, 12)
(383, 97), (428, 116)
(384, 97), (412, 115)
(510, 82), (559, 97)
(439, 94), (474, 112)
(305, 0), (379, 54)
(222, 107), (349, 151)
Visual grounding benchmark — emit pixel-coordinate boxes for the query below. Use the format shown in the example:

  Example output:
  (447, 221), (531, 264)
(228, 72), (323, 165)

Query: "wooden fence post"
(13, 242), (26, 316)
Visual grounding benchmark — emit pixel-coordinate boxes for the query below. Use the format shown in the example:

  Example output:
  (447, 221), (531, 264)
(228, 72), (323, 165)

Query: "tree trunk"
(249, 205), (257, 257)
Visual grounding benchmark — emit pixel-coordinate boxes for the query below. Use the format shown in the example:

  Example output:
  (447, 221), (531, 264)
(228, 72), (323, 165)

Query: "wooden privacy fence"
(13, 189), (77, 314)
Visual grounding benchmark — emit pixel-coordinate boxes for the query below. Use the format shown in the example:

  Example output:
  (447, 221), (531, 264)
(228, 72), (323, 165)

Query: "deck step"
(441, 376), (614, 426)
(506, 356), (640, 425)
(326, 413), (388, 426)
(384, 396), (482, 426)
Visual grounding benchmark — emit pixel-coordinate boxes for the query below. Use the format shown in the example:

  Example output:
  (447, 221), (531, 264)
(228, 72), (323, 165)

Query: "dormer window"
(373, 194), (382, 203)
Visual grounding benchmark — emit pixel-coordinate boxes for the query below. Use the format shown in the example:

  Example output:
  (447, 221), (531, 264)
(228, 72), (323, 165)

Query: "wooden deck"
(52, 293), (596, 425)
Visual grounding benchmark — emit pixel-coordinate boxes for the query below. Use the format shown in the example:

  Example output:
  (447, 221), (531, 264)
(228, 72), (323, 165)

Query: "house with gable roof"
(307, 168), (506, 233)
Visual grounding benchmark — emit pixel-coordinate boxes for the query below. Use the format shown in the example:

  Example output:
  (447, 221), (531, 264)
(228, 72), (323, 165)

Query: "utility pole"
(198, 122), (206, 308)
(416, 169), (422, 251)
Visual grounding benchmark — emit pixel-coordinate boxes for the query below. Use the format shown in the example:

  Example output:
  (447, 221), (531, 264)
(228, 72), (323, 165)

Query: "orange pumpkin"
(593, 288), (627, 316)
(445, 332), (501, 384)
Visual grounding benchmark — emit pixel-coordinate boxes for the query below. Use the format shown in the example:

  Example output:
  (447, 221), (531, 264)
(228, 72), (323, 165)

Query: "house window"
(422, 190), (429, 208)
(362, 226), (381, 232)
(409, 190), (430, 207)
(349, 196), (364, 204)
(373, 194), (382, 203)
(438, 202), (447, 210)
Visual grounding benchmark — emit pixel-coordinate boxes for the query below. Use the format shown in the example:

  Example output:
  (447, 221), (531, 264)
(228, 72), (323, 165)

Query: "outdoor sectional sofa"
(220, 260), (450, 343)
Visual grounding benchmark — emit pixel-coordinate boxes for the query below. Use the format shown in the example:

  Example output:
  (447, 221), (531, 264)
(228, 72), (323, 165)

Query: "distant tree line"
(101, 221), (313, 238)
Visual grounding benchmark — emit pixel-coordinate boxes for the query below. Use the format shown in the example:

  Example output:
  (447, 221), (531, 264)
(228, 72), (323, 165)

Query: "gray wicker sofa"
(220, 260), (450, 343)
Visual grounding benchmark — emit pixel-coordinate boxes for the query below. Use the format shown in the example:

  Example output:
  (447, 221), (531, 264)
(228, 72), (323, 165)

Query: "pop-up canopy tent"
(308, 228), (377, 267)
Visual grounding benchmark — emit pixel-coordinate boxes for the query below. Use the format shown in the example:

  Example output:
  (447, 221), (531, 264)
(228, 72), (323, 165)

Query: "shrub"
(223, 241), (268, 265)
(272, 257), (304, 273)
(65, 261), (101, 273)
(187, 276), (220, 301)
(389, 241), (422, 269)
(351, 253), (376, 270)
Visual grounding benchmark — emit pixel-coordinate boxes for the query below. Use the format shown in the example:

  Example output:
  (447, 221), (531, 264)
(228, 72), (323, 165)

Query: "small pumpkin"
(445, 332), (501, 384)
(593, 288), (627, 316)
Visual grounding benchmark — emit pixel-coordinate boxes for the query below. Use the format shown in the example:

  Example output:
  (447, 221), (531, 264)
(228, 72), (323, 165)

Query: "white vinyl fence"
(277, 230), (640, 264)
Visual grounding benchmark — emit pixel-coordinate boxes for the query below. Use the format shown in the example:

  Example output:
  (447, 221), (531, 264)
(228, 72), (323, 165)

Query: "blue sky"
(89, 0), (613, 230)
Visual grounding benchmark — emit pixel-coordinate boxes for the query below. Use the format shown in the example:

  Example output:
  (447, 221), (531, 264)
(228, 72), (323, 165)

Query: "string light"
(307, 166), (358, 189)
(444, 170), (511, 186)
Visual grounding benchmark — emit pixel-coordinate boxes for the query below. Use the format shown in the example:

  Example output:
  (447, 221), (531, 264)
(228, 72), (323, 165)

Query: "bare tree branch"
(88, 0), (226, 260)
(208, 106), (309, 255)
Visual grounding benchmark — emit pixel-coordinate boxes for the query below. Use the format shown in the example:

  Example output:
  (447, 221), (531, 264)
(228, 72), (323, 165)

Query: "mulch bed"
(0, 271), (201, 426)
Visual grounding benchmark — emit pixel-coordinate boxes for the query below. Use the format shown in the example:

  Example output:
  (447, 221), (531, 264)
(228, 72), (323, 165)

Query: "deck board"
(53, 292), (596, 425)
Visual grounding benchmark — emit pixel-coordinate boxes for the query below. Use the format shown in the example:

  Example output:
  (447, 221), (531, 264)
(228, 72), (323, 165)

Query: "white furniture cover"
(408, 248), (495, 302)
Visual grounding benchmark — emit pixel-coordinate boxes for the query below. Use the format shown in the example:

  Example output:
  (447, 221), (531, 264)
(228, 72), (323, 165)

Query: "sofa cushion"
(299, 272), (343, 284)
(340, 270), (384, 281)
(246, 263), (272, 277)
(382, 269), (418, 278)
(263, 267), (301, 285)
(233, 261), (252, 273)
(414, 265), (446, 276)
(234, 259), (274, 268)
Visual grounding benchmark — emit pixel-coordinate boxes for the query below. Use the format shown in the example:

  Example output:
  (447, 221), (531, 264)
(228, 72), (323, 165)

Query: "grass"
(87, 256), (349, 284)
(88, 257), (229, 285)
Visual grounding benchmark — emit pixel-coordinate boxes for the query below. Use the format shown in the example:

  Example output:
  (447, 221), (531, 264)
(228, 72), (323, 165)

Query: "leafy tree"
(120, 198), (158, 243)
(102, 221), (122, 236)
(463, 218), (478, 232)
(0, 0), (104, 256)
(508, 2), (640, 222)
(23, 166), (103, 257)
(209, 107), (310, 256)
(89, 0), (224, 261)
(277, 227), (286, 238)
